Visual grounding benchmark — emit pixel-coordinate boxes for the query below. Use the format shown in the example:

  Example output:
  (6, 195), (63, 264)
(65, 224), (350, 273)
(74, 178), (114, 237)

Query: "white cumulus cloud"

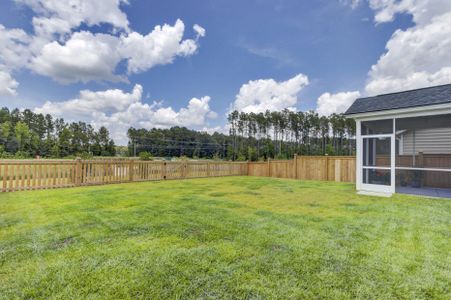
(0, 25), (32, 70)
(232, 74), (309, 113)
(0, 70), (19, 96)
(34, 85), (217, 145)
(366, 0), (451, 95)
(193, 24), (206, 38)
(119, 19), (200, 74)
(369, 0), (451, 25)
(340, 0), (362, 9)
(16, 0), (130, 36)
(316, 91), (361, 116)
(28, 19), (203, 83)
(31, 31), (123, 83)
(35, 84), (143, 117)
(0, 2), (205, 88)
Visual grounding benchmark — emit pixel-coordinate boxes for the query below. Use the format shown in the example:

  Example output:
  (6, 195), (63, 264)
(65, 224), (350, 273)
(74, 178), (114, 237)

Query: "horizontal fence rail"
(0, 160), (248, 192)
(0, 156), (357, 193)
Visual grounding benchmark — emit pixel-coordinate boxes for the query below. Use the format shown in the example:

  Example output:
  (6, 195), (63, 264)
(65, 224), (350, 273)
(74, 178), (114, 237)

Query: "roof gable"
(345, 84), (451, 115)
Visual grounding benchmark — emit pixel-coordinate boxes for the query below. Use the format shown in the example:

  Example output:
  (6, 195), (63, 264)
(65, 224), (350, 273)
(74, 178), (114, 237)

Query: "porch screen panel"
(395, 113), (451, 191)
(362, 137), (391, 167)
(361, 119), (393, 135)
(361, 118), (393, 188)
(363, 169), (391, 186)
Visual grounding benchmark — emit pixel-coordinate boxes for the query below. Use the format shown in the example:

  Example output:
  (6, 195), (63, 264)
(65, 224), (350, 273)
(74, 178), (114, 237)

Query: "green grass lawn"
(0, 177), (450, 299)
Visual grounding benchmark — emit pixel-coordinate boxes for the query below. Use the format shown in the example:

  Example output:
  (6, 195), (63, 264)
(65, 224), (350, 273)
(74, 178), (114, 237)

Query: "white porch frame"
(350, 103), (451, 197)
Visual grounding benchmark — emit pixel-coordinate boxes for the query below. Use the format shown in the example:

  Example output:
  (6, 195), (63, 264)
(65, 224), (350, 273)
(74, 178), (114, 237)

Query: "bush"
(236, 153), (247, 161)
(63, 155), (76, 160)
(14, 151), (30, 159)
(247, 147), (258, 161)
(0, 152), (13, 159)
(275, 153), (286, 160)
(75, 152), (93, 159)
(139, 151), (153, 161)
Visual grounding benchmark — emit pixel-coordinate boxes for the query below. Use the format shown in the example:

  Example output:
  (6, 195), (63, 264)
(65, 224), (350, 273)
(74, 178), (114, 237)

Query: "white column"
(356, 119), (362, 191)
(391, 118), (396, 194)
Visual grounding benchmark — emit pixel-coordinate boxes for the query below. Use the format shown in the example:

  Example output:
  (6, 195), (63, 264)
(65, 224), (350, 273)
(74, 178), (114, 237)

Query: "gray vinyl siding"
(401, 127), (451, 154)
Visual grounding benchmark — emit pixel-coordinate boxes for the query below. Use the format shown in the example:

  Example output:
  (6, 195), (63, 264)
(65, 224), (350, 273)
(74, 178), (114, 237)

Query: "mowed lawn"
(0, 177), (450, 299)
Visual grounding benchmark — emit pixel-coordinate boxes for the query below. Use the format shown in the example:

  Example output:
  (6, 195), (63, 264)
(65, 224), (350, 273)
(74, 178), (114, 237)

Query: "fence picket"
(0, 157), (355, 193)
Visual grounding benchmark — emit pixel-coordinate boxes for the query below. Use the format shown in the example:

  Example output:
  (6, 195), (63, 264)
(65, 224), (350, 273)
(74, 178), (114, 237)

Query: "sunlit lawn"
(0, 177), (450, 299)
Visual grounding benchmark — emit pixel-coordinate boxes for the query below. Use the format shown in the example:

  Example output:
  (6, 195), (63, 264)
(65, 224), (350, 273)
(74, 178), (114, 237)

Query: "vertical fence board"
(248, 156), (356, 183)
(0, 157), (354, 193)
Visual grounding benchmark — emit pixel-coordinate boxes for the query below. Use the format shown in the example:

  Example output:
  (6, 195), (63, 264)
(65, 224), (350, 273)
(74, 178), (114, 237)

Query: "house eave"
(345, 102), (451, 121)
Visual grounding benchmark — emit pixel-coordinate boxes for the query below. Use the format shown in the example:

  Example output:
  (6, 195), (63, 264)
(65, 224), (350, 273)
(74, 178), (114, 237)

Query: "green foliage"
(247, 146), (258, 161)
(0, 177), (449, 298)
(0, 121), (11, 139)
(128, 110), (355, 161)
(127, 110), (356, 162)
(13, 151), (29, 159)
(14, 121), (30, 151)
(115, 146), (128, 157)
(76, 152), (94, 159)
(236, 153), (247, 161)
(226, 109), (356, 160)
(138, 151), (153, 161)
(326, 143), (335, 156)
(1, 106), (356, 161)
(128, 126), (228, 159)
(275, 153), (287, 160)
(0, 107), (115, 158)
(0, 145), (13, 158)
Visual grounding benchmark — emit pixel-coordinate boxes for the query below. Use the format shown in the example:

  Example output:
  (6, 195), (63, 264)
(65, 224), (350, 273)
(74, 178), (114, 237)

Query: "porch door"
(361, 134), (394, 193)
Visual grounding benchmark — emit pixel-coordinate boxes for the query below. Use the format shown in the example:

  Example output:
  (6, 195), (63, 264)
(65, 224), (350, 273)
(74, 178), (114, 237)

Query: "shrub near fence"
(0, 159), (248, 192)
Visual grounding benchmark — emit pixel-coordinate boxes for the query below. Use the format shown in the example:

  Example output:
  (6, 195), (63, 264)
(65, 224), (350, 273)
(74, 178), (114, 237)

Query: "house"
(345, 84), (451, 198)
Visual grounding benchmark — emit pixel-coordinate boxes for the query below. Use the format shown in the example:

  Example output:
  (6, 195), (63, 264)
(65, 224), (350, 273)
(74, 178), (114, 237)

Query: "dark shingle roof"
(344, 83), (451, 115)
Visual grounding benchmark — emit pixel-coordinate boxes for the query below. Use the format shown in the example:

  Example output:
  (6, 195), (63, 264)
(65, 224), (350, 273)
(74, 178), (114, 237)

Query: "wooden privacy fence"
(0, 156), (357, 193)
(248, 155), (356, 183)
(0, 159), (248, 192)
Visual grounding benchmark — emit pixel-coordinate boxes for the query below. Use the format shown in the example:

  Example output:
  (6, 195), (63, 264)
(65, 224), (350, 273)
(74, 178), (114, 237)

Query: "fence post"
(75, 157), (82, 186)
(129, 160), (134, 182)
(162, 161), (167, 180)
(325, 155), (329, 181)
(247, 160), (250, 176)
(207, 161), (211, 177)
(294, 154), (298, 179)
(267, 158), (271, 177)
(3, 164), (8, 192)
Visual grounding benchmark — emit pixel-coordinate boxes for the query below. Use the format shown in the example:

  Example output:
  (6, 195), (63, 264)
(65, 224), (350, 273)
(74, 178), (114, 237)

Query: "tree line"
(128, 110), (355, 161)
(227, 110), (355, 160)
(0, 107), (115, 158)
(0, 107), (354, 160)
(127, 127), (232, 159)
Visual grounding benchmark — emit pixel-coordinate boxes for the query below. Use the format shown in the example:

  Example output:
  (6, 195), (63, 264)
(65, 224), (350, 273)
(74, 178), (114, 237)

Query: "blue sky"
(1, 0), (450, 144)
